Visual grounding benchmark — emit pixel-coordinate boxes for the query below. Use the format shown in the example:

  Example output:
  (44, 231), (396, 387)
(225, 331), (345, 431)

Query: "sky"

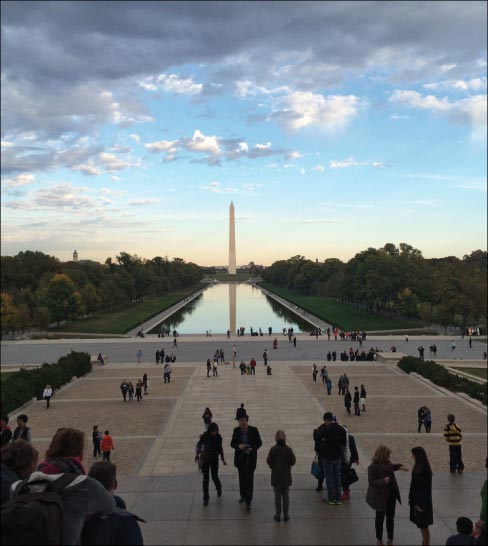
(1, 1), (487, 267)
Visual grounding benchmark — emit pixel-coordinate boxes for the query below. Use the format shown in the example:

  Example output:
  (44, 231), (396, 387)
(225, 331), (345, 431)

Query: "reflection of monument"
(228, 201), (236, 274)
(229, 283), (236, 333)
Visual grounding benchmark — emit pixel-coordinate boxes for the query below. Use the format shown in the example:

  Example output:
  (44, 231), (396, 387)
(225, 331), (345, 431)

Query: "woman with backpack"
(196, 423), (227, 506)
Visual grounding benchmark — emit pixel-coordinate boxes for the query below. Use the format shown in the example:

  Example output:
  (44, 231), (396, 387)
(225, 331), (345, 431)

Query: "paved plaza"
(3, 335), (486, 545)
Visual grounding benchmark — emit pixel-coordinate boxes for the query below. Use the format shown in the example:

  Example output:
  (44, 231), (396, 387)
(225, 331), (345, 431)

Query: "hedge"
(1, 351), (91, 415)
(398, 356), (487, 406)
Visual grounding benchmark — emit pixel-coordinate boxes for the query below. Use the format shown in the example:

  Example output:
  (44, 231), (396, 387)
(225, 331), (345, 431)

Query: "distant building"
(73, 249), (78, 262)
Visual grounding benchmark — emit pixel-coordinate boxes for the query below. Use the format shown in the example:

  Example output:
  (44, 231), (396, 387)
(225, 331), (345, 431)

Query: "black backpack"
(1, 473), (77, 545)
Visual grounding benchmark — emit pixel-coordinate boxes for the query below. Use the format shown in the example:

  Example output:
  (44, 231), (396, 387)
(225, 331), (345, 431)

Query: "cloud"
(202, 181), (237, 194)
(271, 91), (362, 131)
(6, 182), (98, 211)
(129, 134), (141, 144)
(184, 130), (221, 155)
(389, 90), (487, 135)
(139, 73), (203, 95)
(145, 140), (177, 152)
(313, 164), (325, 172)
(2, 173), (36, 187)
(129, 198), (160, 206)
(286, 151), (302, 160)
(300, 168), (306, 175)
(329, 157), (384, 169)
(423, 77), (487, 92)
(390, 113), (409, 120)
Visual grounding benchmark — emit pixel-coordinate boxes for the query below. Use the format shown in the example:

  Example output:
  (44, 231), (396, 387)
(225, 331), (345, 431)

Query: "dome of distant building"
(73, 250), (78, 262)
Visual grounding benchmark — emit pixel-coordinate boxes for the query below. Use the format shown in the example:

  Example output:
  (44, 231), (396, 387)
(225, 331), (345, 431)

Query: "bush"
(1, 351), (91, 415)
(398, 356), (487, 406)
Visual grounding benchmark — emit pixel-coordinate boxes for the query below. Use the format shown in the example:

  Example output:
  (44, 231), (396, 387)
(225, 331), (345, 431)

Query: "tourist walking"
(360, 384), (367, 412)
(344, 387), (352, 415)
(418, 346), (425, 360)
(101, 430), (115, 462)
(43, 384), (53, 409)
(366, 445), (408, 546)
(250, 357), (256, 375)
(135, 380), (143, 401)
(340, 424), (359, 501)
(230, 414), (262, 509)
(173, 337), (178, 348)
(13, 414), (32, 442)
(163, 362), (172, 383)
(315, 412), (346, 504)
(212, 358), (218, 377)
(92, 425), (102, 458)
(155, 349), (160, 364)
(206, 358), (212, 377)
(202, 407), (213, 431)
(293, 336), (297, 347)
(312, 364), (318, 383)
(235, 403), (247, 421)
(444, 414), (464, 473)
(97, 353), (105, 365)
(424, 407), (432, 433)
(136, 349), (142, 364)
(266, 430), (296, 522)
(417, 406), (427, 433)
(142, 373), (149, 395)
(197, 422), (227, 505)
(239, 360), (246, 375)
(338, 374), (344, 395)
(273, 338), (278, 349)
(263, 349), (268, 366)
(326, 377), (333, 396)
(353, 386), (361, 416)
(120, 380), (129, 402)
(128, 381), (134, 401)
(320, 366), (327, 385)
(409, 446), (433, 546)
(343, 373), (350, 391)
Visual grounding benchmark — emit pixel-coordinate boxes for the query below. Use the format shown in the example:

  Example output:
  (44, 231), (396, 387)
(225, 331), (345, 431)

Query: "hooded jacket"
(266, 440), (296, 488)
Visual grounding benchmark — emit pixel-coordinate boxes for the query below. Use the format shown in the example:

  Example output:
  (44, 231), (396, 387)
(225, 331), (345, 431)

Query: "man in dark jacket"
(0, 415), (12, 448)
(315, 412), (346, 505)
(230, 414), (262, 509)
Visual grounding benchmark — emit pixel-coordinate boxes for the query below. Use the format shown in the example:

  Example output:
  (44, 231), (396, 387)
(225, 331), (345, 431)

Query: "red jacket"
(101, 435), (114, 452)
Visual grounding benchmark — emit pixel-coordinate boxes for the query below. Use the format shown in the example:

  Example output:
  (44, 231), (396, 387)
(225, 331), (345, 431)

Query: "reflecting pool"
(148, 283), (313, 334)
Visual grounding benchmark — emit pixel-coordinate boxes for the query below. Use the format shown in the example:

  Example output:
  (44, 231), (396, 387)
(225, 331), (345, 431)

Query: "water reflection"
(147, 283), (313, 334)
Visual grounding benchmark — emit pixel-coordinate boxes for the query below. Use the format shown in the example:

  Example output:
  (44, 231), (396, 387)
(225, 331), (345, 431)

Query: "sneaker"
(335, 500), (342, 505)
(340, 491), (350, 501)
(273, 515), (281, 522)
(324, 499), (335, 505)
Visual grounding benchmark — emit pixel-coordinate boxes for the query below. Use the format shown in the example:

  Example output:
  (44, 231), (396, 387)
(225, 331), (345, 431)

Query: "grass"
(261, 282), (419, 331)
(51, 285), (203, 335)
(452, 367), (487, 381)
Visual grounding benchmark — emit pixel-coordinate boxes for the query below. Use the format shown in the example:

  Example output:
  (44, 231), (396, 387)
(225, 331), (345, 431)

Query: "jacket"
(366, 462), (402, 513)
(316, 422), (346, 460)
(198, 432), (224, 462)
(12, 471), (115, 546)
(1, 463), (18, 505)
(409, 468), (433, 512)
(101, 435), (115, 452)
(266, 441), (296, 488)
(0, 426), (12, 448)
(230, 425), (262, 470)
(444, 423), (462, 446)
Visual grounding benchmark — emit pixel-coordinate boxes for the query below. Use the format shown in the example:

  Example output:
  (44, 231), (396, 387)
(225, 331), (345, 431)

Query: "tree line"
(1, 251), (202, 333)
(262, 244), (487, 331)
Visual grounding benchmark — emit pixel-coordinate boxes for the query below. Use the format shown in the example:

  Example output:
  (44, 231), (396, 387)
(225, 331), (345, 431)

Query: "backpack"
(1, 473), (77, 545)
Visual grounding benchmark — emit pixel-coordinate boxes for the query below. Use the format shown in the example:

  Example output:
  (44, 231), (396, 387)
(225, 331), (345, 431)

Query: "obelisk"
(228, 201), (236, 274)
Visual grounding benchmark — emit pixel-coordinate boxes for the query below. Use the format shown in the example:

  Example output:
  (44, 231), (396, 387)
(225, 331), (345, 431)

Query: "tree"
(0, 293), (17, 336)
(43, 274), (82, 326)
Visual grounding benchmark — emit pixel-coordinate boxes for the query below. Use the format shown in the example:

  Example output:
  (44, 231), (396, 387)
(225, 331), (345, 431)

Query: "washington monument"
(228, 201), (236, 274)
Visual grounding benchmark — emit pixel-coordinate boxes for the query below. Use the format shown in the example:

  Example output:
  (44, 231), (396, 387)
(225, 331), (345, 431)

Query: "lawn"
(51, 285), (203, 335)
(261, 282), (419, 331)
(452, 367), (487, 381)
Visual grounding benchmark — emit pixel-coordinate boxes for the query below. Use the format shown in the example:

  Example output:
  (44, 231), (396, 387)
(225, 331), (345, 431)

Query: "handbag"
(311, 458), (323, 480)
(345, 467), (359, 485)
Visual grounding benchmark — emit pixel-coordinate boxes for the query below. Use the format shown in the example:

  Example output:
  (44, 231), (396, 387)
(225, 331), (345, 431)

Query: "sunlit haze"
(1, 1), (487, 266)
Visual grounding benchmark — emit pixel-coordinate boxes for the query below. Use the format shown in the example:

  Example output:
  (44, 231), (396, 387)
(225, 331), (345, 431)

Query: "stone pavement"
(10, 352), (487, 545)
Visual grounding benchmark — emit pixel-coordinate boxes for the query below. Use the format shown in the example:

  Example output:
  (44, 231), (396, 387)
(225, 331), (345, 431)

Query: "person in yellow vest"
(443, 414), (464, 474)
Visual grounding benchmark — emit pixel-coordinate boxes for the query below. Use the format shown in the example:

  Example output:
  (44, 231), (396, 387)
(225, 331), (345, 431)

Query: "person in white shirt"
(43, 384), (53, 409)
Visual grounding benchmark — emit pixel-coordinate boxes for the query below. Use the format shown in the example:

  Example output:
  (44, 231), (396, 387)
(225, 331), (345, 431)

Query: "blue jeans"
(322, 457), (342, 502)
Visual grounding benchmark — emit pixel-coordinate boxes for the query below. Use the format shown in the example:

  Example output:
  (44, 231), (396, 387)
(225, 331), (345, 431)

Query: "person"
(344, 387), (352, 415)
(293, 336), (297, 347)
(97, 353), (105, 365)
(136, 349), (142, 364)
(338, 374), (344, 395)
(239, 360), (246, 375)
(405, 335), (409, 343)
(312, 364), (318, 383)
(315, 411), (346, 505)
(452, 341), (456, 352)
(120, 380), (129, 402)
(0, 415), (12, 448)
(360, 384), (367, 412)
(212, 358), (218, 377)
(273, 338), (278, 349)
(409, 446), (433, 546)
(418, 346), (425, 360)
(469, 337), (473, 349)
(82, 461), (144, 545)
(202, 407), (213, 431)
(250, 357), (256, 375)
(42, 384), (53, 409)
(196, 422), (227, 506)
(366, 445), (408, 546)
(38, 428), (88, 475)
(13, 414), (31, 442)
(235, 403), (247, 421)
(312, 427), (324, 492)
(230, 414), (262, 509)
(266, 430), (296, 522)
(320, 366), (327, 385)
(418, 406), (427, 433)
(92, 425), (102, 458)
(353, 386), (361, 416)
(163, 362), (172, 383)
(446, 517), (475, 545)
(142, 373), (149, 395)
(340, 424), (359, 501)
(474, 457), (487, 545)
(127, 381), (134, 401)
(343, 373), (350, 391)
(263, 349), (268, 366)
(135, 380), (143, 401)
(206, 358), (212, 377)
(155, 349), (160, 364)
(425, 407), (432, 433)
(1, 440), (39, 505)
(100, 431), (115, 462)
(266, 365), (272, 375)
(173, 337), (177, 348)
(444, 414), (464, 473)
(326, 377), (332, 395)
